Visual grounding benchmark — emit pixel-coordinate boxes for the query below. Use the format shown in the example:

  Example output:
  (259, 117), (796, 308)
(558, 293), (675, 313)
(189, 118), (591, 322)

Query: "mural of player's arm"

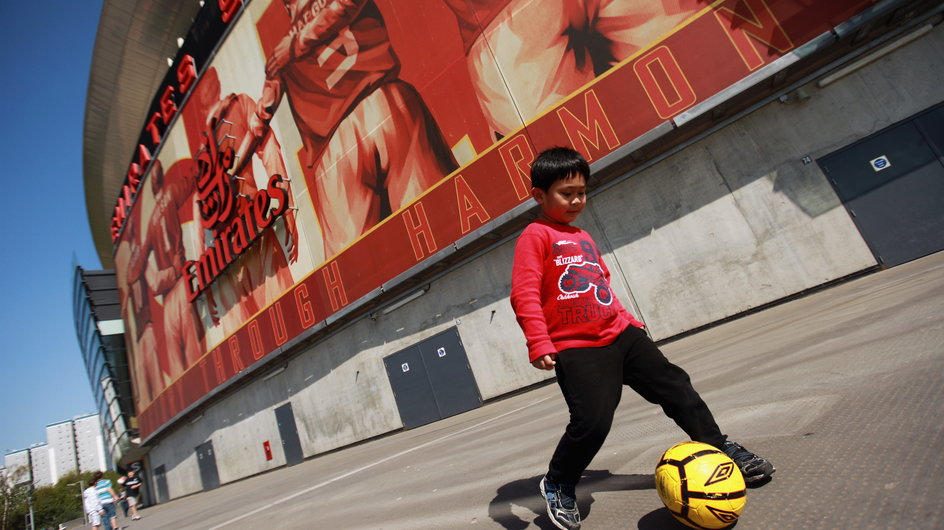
(265, 0), (368, 76)
(115, 236), (141, 355)
(120, 229), (144, 321)
(144, 247), (178, 298)
(254, 0), (372, 132)
(143, 160), (204, 374)
(233, 92), (299, 264)
(255, 123), (299, 263)
(144, 170), (198, 295)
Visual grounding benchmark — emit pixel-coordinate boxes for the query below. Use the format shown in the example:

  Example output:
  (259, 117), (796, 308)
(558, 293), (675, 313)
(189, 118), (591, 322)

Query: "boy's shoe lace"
(540, 476), (581, 529)
(723, 441), (776, 484)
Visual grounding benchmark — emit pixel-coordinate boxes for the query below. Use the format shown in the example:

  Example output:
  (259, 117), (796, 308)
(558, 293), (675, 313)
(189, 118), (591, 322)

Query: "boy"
(510, 147), (774, 529)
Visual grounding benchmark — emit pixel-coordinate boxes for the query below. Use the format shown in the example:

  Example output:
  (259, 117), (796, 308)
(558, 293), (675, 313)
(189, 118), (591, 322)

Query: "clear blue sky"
(0, 1), (105, 454)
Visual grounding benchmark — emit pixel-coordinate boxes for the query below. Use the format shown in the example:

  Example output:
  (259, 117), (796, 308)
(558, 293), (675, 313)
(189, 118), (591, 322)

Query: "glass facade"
(72, 267), (135, 467)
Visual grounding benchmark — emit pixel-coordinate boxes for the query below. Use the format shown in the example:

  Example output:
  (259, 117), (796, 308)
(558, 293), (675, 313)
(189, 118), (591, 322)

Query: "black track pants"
(547, 325), (726, 485)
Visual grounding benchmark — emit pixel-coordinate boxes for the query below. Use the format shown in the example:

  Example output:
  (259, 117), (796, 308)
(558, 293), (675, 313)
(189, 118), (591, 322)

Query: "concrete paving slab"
(79, 251), (944, 529)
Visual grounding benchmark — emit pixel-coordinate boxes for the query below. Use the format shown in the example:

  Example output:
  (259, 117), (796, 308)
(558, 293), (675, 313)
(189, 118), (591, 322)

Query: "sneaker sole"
(743, 465), (776, 484)
(540, 478), (580, 530)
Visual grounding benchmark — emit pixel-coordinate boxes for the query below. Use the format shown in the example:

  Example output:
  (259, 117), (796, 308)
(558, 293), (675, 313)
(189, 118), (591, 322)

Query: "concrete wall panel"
(286, 330), (403, 456)
(438, 244), (553, 400)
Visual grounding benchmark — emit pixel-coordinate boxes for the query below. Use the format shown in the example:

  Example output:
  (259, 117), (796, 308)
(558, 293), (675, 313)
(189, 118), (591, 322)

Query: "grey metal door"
(195, 440), (220, 491)
(418, 328), (482, 419)
(384, 327), (482, 429)
(153, 465), (168, 504)
(384, 345), (441, 429)
(818, 104), (944, 267)
(275, 402), (304, 466)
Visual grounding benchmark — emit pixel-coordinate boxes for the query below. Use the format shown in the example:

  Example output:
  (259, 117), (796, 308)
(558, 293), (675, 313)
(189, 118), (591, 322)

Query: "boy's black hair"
(530, 147), (590, 191)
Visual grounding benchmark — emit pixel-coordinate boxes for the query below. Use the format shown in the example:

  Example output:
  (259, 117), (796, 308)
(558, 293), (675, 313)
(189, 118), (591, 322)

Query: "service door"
(384, 345), (441, 429)
(275, 402), (304, 466)
(153, 465), (168, 504)
(384, 327), (482, 429)
(818, 104), (944, 267)
(418, 327), (482, 419)
(196, 440), (220, 491)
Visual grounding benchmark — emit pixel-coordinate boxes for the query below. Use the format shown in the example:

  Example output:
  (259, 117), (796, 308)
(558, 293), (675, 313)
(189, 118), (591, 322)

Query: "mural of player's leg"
(209, 270), (252, 334)
(135, 323), (162, 406)
(236, 230), (290, 318)
(456, 0), (699, 140)
(128, 280), (164, 405)
(252, 130), (299, 303)
(115, 236), (164, 407)
(259, 228), (295, 304)
(138, 160), (202, 380)
(595, 0), (700, 71)
(235, 126), (298, 313)
(162, 280), (202, 378)
(380, 81), (458, 210)
(310, 80), (457, 258)
(462, 0), (596, 139)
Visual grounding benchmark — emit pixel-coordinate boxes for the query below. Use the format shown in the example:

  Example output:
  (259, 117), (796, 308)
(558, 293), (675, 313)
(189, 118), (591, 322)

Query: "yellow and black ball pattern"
(655, 441), (747, 529)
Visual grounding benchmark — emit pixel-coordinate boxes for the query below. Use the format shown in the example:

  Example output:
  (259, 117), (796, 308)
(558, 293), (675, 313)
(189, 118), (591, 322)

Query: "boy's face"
(531, 173), (587, 224)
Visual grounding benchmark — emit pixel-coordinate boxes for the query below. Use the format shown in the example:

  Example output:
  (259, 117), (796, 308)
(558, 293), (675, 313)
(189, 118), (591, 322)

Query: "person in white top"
(82, 483), (104, 529)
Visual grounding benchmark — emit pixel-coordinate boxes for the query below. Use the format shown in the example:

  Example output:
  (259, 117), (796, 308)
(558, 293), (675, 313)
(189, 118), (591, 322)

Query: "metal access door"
(385, 344), (440, 428)
(275, 402), (304, 466)
(195, 440), (220, 491)
(818, 104), (944, 267)
(418, 328), (483, 418)
(384, 327), (482, 429)
(153, 465), (168, 504)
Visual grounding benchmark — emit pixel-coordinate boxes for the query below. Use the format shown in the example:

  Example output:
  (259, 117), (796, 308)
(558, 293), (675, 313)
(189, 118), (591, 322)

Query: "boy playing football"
(510, 147), (774, 529)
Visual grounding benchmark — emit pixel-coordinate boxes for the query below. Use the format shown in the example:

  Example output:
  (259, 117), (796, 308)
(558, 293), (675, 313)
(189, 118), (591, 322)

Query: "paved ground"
(87, 252), (943, 529)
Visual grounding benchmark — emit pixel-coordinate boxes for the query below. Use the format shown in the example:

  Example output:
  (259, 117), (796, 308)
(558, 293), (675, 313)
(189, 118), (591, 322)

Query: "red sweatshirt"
(510, 219), (644, 362)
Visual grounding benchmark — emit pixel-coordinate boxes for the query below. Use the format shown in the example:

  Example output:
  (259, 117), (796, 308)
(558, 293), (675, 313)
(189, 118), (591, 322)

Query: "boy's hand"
(531, 354), (557, 370)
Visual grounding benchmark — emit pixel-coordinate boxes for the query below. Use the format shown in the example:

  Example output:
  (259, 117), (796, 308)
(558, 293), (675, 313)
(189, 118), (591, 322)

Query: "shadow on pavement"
(638, 507), (706, 529)
(489, 470), (656, 529)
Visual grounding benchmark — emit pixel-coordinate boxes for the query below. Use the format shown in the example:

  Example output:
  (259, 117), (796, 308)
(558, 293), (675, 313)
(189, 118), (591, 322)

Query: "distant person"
(124, 469), (143, 520)
(82, 482), (104, 530)
(509, 147), (775, 529)
(116, 476), (128, 517)
(92, 471), (119, 530)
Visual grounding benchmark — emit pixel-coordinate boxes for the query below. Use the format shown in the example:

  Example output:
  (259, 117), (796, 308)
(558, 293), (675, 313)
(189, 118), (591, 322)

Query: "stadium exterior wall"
(110, 0), (917, 442)
(144, 24), (944, 500)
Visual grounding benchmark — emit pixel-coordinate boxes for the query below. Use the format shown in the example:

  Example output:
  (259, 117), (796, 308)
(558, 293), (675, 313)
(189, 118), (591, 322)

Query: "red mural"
(110, 0), (874, 438)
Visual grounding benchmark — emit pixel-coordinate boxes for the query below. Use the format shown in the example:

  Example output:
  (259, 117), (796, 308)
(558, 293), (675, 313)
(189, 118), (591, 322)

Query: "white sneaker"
(540, 476), (580, 529)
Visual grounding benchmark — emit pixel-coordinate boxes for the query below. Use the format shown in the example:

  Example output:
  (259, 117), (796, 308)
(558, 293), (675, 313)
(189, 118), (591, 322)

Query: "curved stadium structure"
(80, 0), (944, 503)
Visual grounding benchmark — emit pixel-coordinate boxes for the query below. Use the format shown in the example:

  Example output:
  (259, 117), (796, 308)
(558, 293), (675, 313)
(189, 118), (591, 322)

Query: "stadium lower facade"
(82, 0), (944, 503)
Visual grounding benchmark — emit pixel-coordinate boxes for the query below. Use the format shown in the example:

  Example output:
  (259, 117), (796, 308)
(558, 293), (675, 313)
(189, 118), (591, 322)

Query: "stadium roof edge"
(82, 0), (202, 268)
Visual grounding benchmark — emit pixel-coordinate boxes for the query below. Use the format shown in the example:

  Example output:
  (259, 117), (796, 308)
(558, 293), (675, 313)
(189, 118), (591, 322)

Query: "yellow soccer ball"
(655, 441), (747, 529)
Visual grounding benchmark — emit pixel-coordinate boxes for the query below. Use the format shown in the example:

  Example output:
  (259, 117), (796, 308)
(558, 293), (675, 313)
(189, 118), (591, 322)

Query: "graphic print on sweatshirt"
(553, 238), (613, 306)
